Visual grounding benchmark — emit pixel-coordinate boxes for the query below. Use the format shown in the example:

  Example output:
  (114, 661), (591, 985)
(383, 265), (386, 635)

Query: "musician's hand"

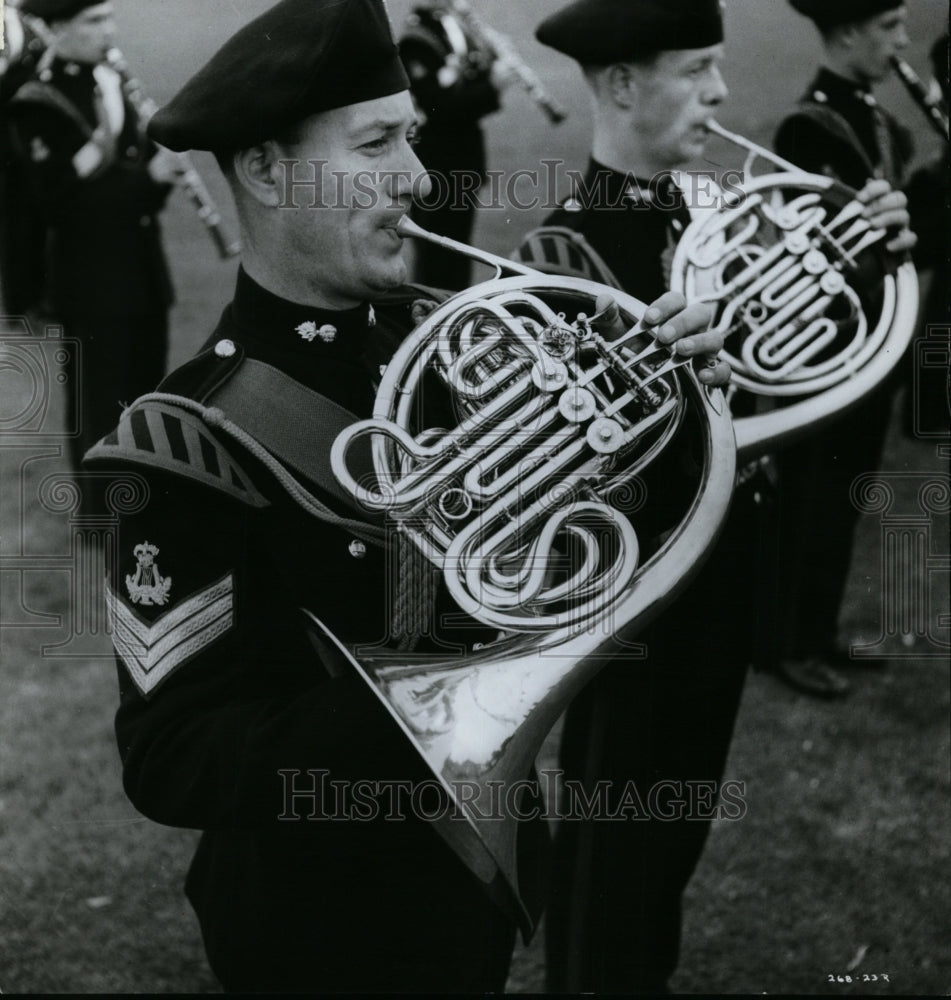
(592, 292), (730, 388)
(148, 147), (185, 185)
(490, 55), (519, 92)
(411, 297), (441, 327)
(857, 178), (917, 254)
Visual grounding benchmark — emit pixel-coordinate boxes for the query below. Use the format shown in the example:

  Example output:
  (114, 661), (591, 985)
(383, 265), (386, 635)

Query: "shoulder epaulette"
(514, 226), (623, 289)
(791, 100), (876, 178)
(84, 398), (269, 508)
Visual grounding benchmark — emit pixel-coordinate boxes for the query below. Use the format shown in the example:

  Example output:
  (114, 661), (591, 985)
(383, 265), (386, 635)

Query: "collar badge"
(125, 542), (172, 606)
(297, 321), (337, 343)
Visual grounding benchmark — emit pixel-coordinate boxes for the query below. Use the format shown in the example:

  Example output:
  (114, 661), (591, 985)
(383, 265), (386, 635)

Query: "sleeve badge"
(125, 541), (172, 606)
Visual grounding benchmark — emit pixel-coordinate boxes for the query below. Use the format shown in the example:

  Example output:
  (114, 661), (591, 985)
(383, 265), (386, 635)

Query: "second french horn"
(670, 120), (919, 459)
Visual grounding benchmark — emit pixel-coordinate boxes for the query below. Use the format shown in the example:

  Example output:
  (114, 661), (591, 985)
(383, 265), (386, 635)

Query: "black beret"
(536, 0), (724, 65)
(788, 0), (904, 31)
(149, 0), (410, 153)
(19, 0), (105, 21)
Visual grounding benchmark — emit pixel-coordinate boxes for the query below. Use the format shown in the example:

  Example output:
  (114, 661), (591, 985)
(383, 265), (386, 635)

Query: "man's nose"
(407, 147), (433, 203)
(705, 67), (729, 105)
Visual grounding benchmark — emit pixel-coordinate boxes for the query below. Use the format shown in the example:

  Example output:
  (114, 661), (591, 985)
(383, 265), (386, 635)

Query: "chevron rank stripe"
(106, 574), (235, 697)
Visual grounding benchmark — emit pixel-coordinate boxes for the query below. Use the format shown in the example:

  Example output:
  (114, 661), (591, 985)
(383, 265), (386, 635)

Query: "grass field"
(1, 0), (949, 993)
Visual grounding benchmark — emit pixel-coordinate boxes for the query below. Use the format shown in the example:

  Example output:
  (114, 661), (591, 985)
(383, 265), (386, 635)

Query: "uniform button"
(348, 540), (367, 559)
(214, 339), (237, 358)
(139, 215), (151, 227)
(126, 145), (138, 158)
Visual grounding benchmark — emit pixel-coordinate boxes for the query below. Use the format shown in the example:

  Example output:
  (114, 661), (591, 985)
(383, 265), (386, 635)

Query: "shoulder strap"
(83, 399), (270, 507)
(514, 226), (623, 290)
(10, 79), (94, 139)
(206, 358), (366, 512)
(793, 100), (877, 178)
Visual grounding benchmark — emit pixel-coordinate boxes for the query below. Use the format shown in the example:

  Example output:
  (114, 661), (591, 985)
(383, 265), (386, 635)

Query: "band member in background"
(82, 0), (727, 990)
(399, 0), (517, 290)
(7, 0), (179, 492)
(0, 0), (49, 314)
(904, 32), (949, 435)
(516, 0), (915, 991)
(773, 0), (916, 697)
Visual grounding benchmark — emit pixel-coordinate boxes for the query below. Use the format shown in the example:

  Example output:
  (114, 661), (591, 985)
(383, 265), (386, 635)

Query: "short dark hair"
(211, 120), (306, 178)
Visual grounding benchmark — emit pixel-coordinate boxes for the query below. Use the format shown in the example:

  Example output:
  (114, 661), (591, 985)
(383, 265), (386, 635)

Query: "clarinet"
(105, 48), (241, 259)
(891, 55), (949, 142)
(446, 1), (566, 125)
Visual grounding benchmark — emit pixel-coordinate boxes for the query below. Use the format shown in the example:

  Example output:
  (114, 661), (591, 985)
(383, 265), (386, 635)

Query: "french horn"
(308, 217), (737, 931)
(670, 120), (919, 459)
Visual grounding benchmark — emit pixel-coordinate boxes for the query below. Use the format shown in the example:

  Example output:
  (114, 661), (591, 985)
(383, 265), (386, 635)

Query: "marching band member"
(772, 0), (918, 697)
(399, 0), (517, 289)
(0, 0), (49, 313)
(82, 0), (725, 990)
(7, 0), (180, 496)
(515, 0), (914, 990)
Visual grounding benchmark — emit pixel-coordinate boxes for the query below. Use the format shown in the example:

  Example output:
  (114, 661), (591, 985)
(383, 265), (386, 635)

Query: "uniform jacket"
(774, 67), (914, 189)
(400, 6), (500, 176)
(84, 269), (547, 984)
(8, 55), (173, 318)
(514, 161), (693, 306)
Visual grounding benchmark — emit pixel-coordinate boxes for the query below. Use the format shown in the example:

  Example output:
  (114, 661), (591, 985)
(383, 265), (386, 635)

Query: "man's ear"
(834, 23), (858, 49)
(605, 63), (637, 108)
(233, 142), (286, 208)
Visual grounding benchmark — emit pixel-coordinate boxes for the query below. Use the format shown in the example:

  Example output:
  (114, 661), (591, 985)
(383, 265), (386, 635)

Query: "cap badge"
(368, 305), (377, 328)
(125, 542), (172, 607)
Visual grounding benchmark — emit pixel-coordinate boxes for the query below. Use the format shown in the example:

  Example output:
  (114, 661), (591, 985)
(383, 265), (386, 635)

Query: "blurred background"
(0, 0), (948, 993)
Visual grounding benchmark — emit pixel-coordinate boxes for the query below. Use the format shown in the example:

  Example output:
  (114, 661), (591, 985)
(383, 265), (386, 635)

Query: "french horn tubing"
(670, 119), (919, 460)
(308, 217), (736, 932)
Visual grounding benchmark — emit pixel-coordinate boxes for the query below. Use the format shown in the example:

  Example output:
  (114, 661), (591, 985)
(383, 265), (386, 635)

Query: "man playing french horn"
(82, 0), (730, 991)
(515, 0), (916, 992)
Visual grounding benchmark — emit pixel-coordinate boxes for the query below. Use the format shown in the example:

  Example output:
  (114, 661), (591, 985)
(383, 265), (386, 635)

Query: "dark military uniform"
(517, 170), (766, 992)
(772, 66), (913, 667)
(400, 5), (502, 290)
(85, 268), (545, 991)
(0, 5), (49, 313)
(8, 50), (173, 475)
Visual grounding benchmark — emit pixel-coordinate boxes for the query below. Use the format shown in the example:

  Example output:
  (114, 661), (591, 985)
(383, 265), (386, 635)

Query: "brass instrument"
(315, 216), (736, 929)
(891, 55), (949, 142)
(435, 0), (566, 124)
(105, 48), (241, 260)
(669, 119), (919, 460)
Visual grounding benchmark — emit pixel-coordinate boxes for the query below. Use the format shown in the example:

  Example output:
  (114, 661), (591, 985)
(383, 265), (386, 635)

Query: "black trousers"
(544, 484), (769, 992)
(189, 823), (519, 993)
(773, 386), (894, 659)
